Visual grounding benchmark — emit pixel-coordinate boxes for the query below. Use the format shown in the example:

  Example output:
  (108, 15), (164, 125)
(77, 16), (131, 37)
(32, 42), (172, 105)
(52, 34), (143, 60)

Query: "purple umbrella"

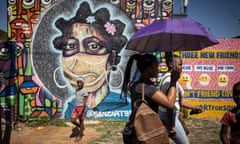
(126, 18), (219, 53)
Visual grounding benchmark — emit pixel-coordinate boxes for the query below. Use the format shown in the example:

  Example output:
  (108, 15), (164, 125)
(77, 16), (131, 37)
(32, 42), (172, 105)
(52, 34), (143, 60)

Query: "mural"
(179, 39), (240, 118)
(94, 0), (174, 29)
(3, 0), (174, 120)
(3, 0), (64, 122)
(10, 0), (240, 122)
(0, 41), (17, 122)
(31, 0), (137, 119)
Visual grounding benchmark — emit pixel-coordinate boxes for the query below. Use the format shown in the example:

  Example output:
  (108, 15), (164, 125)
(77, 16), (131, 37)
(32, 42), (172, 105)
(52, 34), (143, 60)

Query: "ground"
(10, 125), (100, 144)
(8, 118), (222, 144)
(9, 120), (102, 144)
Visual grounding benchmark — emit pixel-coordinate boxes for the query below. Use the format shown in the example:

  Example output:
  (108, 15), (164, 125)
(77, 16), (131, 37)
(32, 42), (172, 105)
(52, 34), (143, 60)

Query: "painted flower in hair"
(104, 21), (116, 36)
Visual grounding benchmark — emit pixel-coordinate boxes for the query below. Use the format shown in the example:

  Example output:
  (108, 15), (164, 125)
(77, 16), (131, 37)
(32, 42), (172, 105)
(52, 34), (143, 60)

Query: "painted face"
(61, 23), (110, 92)
(126, 0), (137, 10)
(161, 0), (173, 19)
(158, 57), (168, 72)
(217, 74), (229, 87)
(159, 62), (168, 72)
(198, 73), (211, 86)
(0, 42), (11, 60)
(179, 73), (192, 87)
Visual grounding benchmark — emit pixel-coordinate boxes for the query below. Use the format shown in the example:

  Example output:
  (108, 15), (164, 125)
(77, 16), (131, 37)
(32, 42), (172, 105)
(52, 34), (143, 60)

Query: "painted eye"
(0, 47), (10, 56)
(41, 0), (52, 5)
(8, 0), (16, 4)
(62, 38), (79, 50)
(62, 43), (78, 50)
(16, 46), (22, 53)
(68, 44), (76, 49)
(15, 45), (23, 56)
(142, 0), (155, 10)
(144, 0), (154, 5)
(110, 0), (120, 5)
(127, 1), (136, 7)
(83, 37), (108, 55)
(162, 0), (173, 9)
(88, 42), (101, 51)
(87, 43), (107, 55)
(23, 0), (35, 6)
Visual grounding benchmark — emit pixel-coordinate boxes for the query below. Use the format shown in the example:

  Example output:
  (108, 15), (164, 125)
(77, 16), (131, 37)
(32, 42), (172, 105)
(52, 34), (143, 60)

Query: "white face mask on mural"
(62, 53), (109, 92)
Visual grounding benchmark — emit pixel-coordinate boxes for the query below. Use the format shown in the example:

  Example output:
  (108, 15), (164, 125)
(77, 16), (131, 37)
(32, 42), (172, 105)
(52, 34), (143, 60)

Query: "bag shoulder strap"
(141, 83), (144, 101)
(128, 82), (139, 121)
(132, 82), (147, 111)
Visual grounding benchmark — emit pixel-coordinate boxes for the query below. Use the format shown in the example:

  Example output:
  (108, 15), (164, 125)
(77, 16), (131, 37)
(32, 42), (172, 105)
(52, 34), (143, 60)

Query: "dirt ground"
(8, 118), (222, 144)
(9, 121), (102, 144)
(10, 126), (100, 144)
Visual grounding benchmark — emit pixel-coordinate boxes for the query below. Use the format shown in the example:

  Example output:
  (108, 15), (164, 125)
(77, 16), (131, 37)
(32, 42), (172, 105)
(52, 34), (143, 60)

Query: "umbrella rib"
(146, 35), (154, 53)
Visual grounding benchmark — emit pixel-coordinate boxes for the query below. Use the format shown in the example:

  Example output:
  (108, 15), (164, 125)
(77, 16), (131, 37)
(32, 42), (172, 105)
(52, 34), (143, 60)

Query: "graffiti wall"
(1, 0), (238, 121)
(2, 0), (174, 120)
(179, 39), (240, 118)
(2, 0), (63, 122)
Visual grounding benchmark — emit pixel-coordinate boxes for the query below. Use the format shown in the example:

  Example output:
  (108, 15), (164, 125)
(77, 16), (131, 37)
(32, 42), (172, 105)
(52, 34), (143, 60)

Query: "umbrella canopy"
(126, 18), (219, 53)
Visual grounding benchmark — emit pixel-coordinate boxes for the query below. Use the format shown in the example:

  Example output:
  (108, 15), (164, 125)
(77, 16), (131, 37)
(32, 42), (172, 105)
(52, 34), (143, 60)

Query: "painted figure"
(52, 1), (128, 111)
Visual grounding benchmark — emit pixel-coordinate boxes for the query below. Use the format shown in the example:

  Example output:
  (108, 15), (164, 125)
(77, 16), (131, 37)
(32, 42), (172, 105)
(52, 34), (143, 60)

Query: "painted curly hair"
(53, 1), (127, 63)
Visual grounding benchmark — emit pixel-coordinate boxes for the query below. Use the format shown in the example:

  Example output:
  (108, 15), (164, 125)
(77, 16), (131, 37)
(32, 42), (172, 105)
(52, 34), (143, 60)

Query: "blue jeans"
(158, 111), (190, 144)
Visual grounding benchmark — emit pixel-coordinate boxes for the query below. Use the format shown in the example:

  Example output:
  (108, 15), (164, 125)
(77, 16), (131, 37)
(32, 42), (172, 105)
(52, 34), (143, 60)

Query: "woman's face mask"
(62, 53), (109, 92)
(60, 23), (110, 92)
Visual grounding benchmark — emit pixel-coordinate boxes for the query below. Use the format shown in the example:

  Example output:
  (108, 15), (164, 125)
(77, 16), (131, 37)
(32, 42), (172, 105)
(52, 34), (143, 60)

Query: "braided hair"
(121, 54), (158, 98)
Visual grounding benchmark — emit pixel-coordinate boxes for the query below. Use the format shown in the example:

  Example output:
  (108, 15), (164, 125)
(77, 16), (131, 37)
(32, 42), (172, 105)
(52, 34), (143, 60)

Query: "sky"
(0, 0), (240, 38)
(0, 0), (7, 31)
(186, 0), (240, 38)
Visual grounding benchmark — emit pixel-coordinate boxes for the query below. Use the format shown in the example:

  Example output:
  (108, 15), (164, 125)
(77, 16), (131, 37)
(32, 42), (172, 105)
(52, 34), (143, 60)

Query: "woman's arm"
(152, 70), (179, 108)
(152, 86), (177, 109)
